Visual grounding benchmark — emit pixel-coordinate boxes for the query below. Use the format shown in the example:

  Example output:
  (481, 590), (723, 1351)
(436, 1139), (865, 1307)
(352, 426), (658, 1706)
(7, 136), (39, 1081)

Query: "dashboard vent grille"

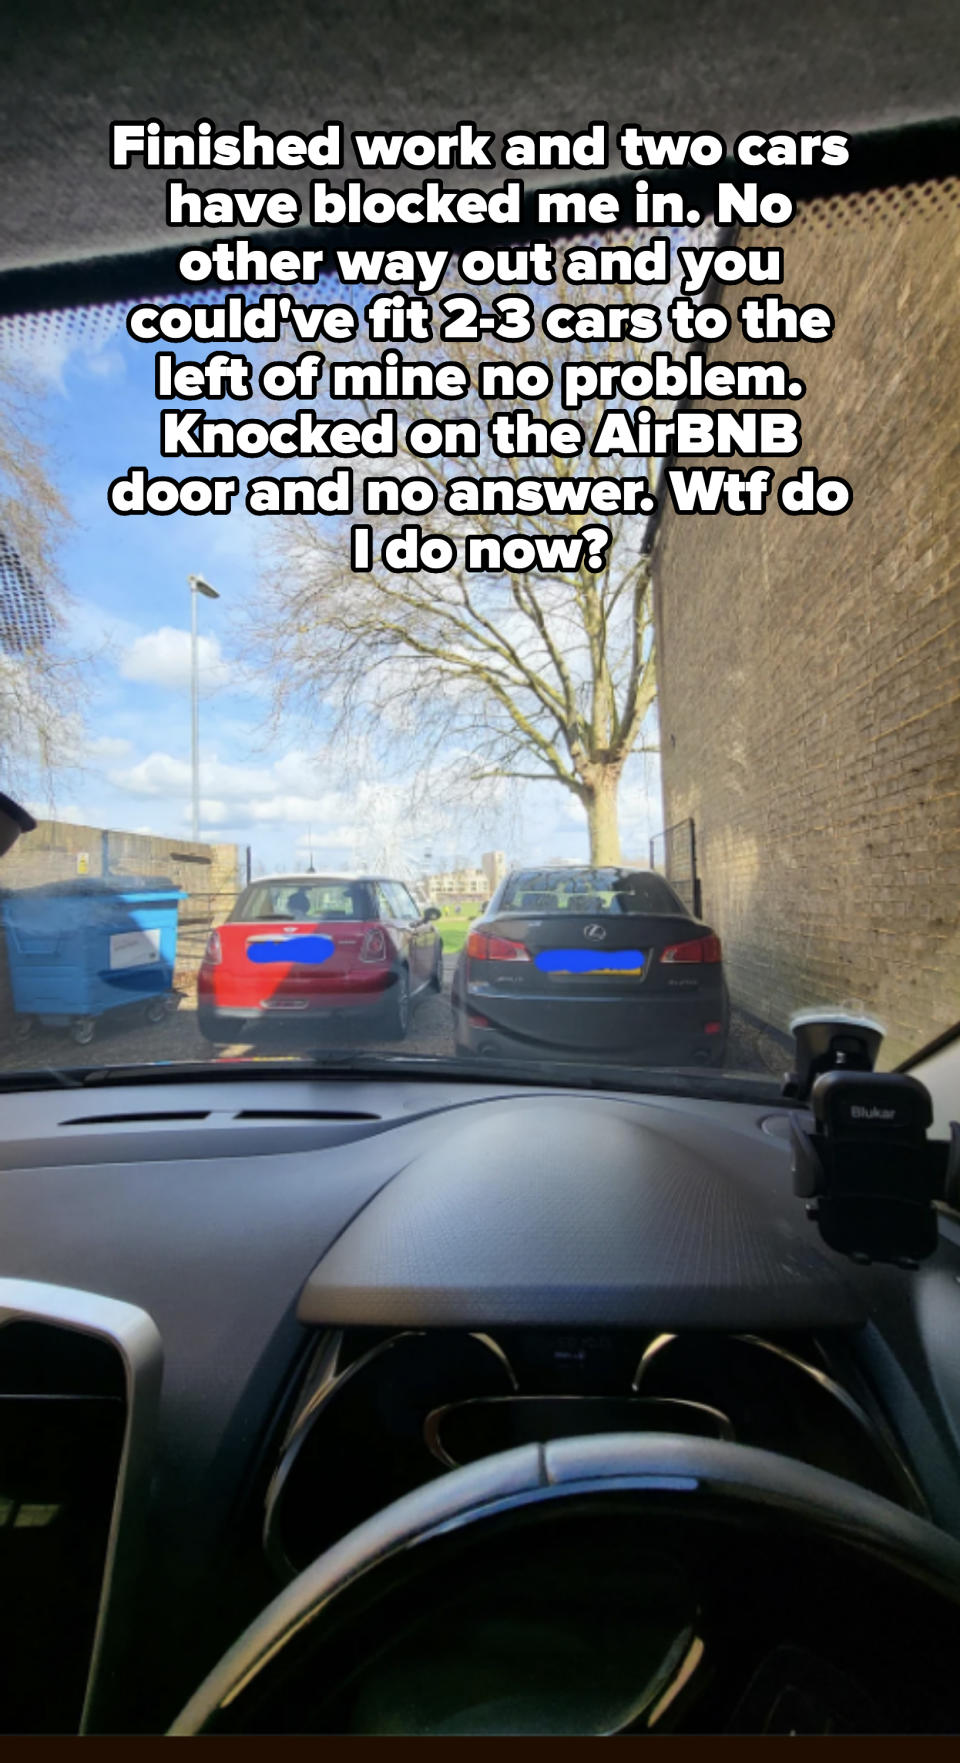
(60, 1111), (210, 1127)
(234, 1109), (381, 1122)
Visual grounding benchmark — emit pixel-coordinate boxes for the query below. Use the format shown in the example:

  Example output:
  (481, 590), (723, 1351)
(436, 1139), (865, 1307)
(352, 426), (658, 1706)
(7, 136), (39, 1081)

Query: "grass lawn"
(435, 912), (482, 954)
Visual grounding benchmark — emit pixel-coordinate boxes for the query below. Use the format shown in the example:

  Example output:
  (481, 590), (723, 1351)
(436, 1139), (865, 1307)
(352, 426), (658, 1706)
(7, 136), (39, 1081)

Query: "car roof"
(247, 872), (370, 885)
(245, 872), (411, 885)
(504, 865), (650, 879)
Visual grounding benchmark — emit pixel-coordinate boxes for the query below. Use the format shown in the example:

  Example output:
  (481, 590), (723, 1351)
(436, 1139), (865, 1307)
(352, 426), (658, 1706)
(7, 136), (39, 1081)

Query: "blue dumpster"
(1, 875), (187, 1044)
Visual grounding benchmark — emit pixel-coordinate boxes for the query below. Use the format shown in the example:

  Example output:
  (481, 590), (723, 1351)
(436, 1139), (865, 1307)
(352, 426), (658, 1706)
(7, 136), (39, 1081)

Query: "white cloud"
(84, 734), (133, 763)
(207, 509), (267, 564)
(61, 600), (144, 661)
(25, 801), (86, 826)
(192, 792), (351, 833)
(119, 627), (235, 694)
(292, 823), (356, 850)
(246, 792), (347, 825)
(83, 348), (126, 380)
(109, 748), (362, 853)
(196, 798), (231, 824)
(110, 752), (191, 797)
(100, 737), (659, 876)
(0, 330), (75, 392)
(618, 768), (663, 852)
(1, 320), (126, 393)
(295, 828), (345, 849)
(110, 750), (311, 802)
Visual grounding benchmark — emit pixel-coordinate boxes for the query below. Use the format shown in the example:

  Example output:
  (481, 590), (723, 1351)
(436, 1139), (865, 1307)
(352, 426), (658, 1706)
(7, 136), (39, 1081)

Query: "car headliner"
(2, 0), (959, 278)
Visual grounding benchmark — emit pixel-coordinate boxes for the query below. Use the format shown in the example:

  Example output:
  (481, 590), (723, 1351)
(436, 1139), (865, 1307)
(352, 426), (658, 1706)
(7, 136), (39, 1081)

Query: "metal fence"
(174, 890), (242, 980)
(649, 817), (701, 917)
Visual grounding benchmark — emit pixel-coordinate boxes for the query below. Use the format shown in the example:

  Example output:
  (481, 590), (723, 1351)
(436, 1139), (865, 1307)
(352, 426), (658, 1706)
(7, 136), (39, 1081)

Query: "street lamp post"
(187, 573), (220, 842)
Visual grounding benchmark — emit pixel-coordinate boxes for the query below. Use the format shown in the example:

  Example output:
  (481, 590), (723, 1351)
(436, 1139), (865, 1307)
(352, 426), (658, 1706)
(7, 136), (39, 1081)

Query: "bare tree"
(250, 244), (702, 862)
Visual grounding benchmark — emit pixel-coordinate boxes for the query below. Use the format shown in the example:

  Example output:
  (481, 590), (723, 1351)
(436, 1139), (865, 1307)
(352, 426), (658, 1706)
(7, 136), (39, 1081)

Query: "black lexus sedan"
(451, 866), (730, 1067)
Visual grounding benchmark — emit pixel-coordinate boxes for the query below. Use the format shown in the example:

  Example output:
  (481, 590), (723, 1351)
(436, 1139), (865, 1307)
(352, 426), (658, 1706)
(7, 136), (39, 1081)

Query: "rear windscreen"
(230, 880), (373, 922)
(499, 871), (686, 915)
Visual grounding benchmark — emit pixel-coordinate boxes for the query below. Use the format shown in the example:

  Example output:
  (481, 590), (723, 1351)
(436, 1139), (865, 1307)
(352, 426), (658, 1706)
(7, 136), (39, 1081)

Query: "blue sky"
(3, 308), (662, 877)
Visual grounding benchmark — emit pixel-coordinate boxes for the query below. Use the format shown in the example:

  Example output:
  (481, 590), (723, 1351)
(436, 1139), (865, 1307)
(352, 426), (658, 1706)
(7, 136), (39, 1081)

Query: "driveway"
(0, 965), (784, 1077)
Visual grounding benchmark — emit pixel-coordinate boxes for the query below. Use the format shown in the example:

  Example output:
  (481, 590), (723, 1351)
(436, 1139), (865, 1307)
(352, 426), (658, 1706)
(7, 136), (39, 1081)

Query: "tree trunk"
(584, 769), (622, 864)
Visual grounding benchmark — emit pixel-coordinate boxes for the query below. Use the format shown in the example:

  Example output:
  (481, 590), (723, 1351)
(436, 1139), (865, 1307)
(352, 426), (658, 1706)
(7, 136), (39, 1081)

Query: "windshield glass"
(0, 166), (956, 1092)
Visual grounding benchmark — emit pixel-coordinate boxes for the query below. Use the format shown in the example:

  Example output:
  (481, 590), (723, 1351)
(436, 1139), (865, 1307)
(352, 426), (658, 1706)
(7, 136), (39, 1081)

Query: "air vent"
(0, 1319), (125, 1398)
(60, 1110), (211, 1127)
(235, 1108), (380, 1123)
(59, 1109), (380, 1127)
(0, 1319), (127, 1731)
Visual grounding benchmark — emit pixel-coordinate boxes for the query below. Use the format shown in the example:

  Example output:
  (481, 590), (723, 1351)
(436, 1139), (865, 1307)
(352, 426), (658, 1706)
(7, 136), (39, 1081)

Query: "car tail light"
(660, 934), (722, 964)
(467, 931), (531, 961)
(360, 926), (390, 963)
(705, 1020), (723, 1035)
(204, 930), (222, 965)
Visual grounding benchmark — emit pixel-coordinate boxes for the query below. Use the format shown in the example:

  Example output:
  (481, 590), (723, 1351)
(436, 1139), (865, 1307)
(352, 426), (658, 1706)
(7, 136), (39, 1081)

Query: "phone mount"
(785, 1011), (959, 1265)
(783, 1011), (886, 1103)
(791, 1069), (946, 1264)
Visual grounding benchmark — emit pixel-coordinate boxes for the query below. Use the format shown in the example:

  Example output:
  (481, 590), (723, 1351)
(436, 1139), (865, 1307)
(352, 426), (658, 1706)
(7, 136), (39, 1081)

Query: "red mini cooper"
(197, 872), (443, 1044)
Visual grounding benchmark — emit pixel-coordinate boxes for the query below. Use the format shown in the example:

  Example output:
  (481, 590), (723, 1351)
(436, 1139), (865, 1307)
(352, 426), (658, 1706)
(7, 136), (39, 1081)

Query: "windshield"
(0, 142), (956, 1093)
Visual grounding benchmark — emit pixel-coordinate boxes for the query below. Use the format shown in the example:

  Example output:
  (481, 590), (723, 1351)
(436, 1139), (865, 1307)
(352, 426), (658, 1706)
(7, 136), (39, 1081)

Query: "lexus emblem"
(583, 923), (607, 942)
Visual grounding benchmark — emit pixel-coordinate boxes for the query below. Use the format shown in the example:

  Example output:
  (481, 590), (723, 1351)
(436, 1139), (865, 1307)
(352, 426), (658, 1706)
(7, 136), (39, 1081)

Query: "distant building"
(481, 850), (507, 892)
(422, 865), (488, 904)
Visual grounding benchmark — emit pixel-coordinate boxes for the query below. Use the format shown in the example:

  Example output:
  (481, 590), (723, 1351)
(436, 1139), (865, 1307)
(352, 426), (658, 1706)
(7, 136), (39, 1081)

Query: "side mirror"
(423, 906), (441, 922)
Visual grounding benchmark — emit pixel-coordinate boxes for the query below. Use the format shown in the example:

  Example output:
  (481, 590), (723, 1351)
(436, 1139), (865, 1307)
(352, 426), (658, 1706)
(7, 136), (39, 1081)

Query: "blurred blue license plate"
(534, 949), (646, 976)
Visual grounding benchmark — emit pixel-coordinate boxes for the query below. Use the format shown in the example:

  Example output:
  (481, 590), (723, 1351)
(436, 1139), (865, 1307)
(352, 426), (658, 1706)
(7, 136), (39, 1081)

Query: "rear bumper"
(197, 965), (393, 1015)
(453, 982), (729, 1066)
(197, 995), (387, 1027)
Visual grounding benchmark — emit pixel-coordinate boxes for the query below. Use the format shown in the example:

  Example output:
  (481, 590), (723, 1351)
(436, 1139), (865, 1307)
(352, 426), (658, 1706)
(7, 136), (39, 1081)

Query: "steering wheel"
(170, 1435), (960, 1735)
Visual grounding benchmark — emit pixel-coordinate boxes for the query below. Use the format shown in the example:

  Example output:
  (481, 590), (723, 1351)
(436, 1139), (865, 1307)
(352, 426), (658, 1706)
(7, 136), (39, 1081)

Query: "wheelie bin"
(1, 875), (187, 1045)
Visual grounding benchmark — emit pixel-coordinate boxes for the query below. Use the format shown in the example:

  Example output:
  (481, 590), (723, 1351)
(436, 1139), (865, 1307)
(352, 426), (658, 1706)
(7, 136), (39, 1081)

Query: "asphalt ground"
(0, 965), (787, 1079)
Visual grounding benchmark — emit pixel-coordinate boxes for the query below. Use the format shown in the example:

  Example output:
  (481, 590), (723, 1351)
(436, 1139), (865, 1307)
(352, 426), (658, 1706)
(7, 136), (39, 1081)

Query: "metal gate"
(649, 817), (701, 918)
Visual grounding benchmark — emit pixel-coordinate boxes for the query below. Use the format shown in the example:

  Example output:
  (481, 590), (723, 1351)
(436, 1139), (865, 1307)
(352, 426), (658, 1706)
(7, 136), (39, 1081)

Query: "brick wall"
(652, 181), (960, 1068)
(0, 822), (245, 1031)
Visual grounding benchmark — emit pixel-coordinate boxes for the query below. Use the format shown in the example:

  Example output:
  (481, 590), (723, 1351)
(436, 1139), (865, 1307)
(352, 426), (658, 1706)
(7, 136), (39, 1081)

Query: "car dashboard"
(1, 1068), (959, 1732)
